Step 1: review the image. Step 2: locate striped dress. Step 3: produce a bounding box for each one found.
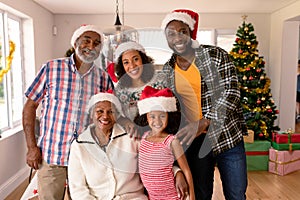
[139,132,179,200]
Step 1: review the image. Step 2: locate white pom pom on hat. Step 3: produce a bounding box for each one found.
[70,24,105,49]
[161,9,200,48]
[114,41,146,62]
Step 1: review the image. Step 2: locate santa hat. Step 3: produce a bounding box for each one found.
[70,24,105,49]
[88,90,124,117]
[137,86,177,115]
[161,9,200,48]
[114,41,145,62]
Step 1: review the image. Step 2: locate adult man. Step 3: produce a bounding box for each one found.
[22,25,114,199]
[161,9,248,200]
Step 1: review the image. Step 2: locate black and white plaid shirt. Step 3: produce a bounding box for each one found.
[163,44,247,155]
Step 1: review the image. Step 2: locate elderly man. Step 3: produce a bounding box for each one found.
[22,25,114,199]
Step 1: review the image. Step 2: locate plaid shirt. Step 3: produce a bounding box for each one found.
[25,54,114,166]
[163,45,247,155]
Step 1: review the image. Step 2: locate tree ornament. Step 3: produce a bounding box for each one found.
[257,99,261,104]
[246,67,250,71]
[238,49,243,54]
[266,105,271,109]
[259,133,264,137]
[260,75,265,80]
[246,41,251,45]
[256,68,261,73]
[242,75,247,80]
[261,97,266,101]
[249,76,253,80]
[244,27,249,32]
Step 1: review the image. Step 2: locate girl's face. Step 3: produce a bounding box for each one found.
[121,50,144,80]
[146,111,168,134]
[91,101,116,134]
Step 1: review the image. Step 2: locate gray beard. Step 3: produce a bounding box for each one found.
[75,47,99,63]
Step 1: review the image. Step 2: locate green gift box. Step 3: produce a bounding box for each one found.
[244,140,271,171]
[271,141,300,151]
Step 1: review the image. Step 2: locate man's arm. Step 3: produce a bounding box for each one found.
[22,98,42,170]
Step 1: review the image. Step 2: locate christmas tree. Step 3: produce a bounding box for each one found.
[229,16,280,140]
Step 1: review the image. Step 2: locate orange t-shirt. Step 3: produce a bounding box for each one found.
[175,62,203,122]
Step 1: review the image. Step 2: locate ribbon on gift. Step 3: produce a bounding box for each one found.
[269,149,300,173]
[272,129,300,149]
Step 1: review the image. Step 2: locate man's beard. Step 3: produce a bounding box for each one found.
[75,46,99,63]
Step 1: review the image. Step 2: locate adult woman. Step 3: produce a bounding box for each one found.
[68,92,147,200]
[114,41,169,122]
[114,41,189,199]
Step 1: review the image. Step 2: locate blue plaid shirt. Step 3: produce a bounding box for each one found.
[25,54,114,165]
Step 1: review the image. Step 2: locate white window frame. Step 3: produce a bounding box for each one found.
[0,9,24,136]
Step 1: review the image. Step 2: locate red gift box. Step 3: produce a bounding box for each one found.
[269,148,300,176]
[272,130,300,144]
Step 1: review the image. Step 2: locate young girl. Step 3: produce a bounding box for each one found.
[135,86,195,200]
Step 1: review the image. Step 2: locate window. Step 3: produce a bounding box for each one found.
[197,29,236,52]
[0,10,24,135]
[137,28,235,66]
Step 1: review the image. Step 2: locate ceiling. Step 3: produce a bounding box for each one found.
[32,0,298,15]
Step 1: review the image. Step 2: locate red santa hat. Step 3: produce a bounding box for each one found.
[70,24,105,49]
[137,86,177,115]
[114,41,145,62]
[88,90,124,117]
[161,9,200,48]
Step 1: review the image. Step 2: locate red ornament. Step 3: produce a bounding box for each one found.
[257,99,261,104]
[235,38,240,42]
[246,67,251,71]
[267,109,273,113]
[275,110,280,114]
[259,133,264,137]
[256,68,261,73]
[238,49,243,54]
[249,76,253,80]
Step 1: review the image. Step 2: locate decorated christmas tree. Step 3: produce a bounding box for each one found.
[229,16,280,140]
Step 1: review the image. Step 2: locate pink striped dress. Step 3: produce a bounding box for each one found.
[139,132,179,200]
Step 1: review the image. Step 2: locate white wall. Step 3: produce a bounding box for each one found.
[269,0,300,130]
[53,13,270,60]
[0,0,53,198]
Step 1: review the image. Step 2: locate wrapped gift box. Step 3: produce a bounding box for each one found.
[269,148,300,176]
[245,140,271,171]
[271,130,300,151]
[272,131,300,144]
[243,130,254,143]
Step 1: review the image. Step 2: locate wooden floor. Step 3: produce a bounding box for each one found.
[5,122,300,200]
[5,169,300,200]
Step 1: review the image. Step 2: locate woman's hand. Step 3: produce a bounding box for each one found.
[117,116,140,139]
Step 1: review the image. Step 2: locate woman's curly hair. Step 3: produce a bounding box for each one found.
[114,50,155,87]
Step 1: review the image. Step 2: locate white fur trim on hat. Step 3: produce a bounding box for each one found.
[114,41,145,62]
[137,96,177,116]
[70,25,105,49]
[161,12,196,31]
[88,93,124,117]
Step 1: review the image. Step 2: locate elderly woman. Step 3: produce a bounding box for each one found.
[68,91,147,200]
